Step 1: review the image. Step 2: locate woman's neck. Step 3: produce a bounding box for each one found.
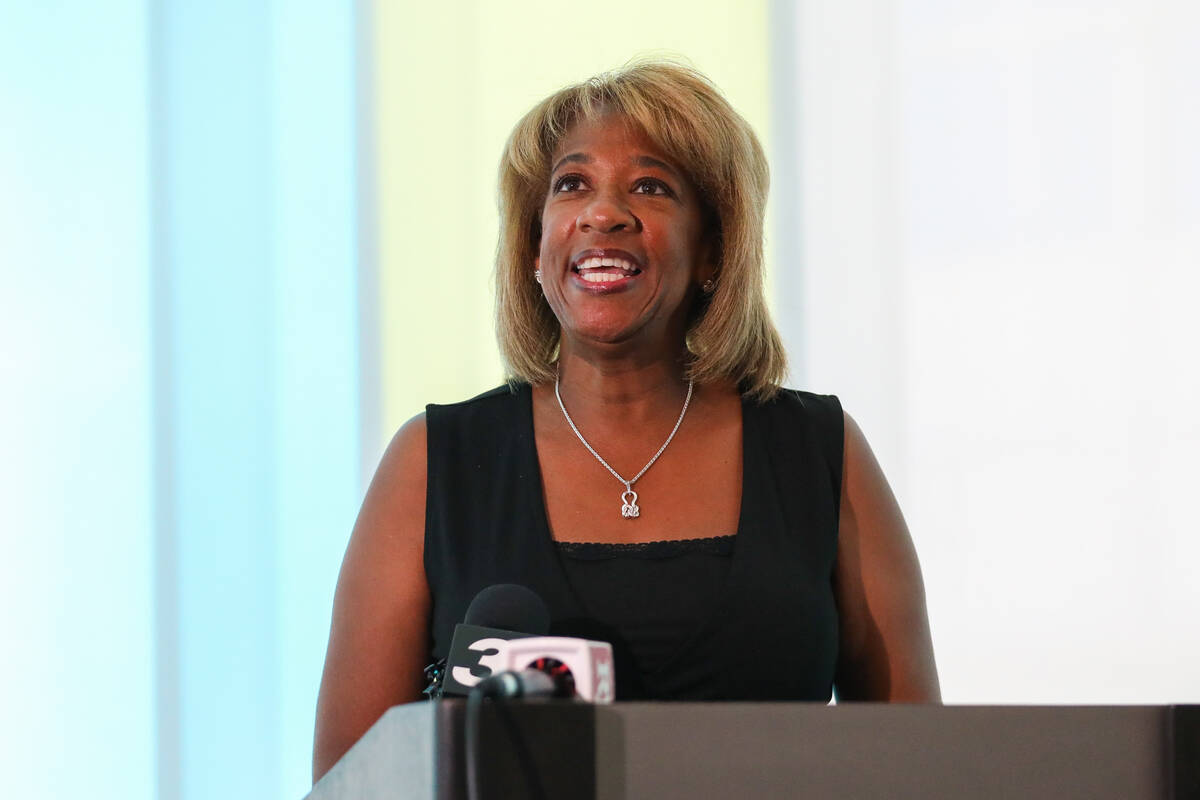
[553,348,692,428]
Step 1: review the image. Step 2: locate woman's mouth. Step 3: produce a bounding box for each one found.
[571,254,643,284]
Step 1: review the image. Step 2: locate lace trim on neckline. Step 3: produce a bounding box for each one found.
[555,534,736,561]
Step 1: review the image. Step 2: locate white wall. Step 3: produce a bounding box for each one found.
[778,0,1200,703]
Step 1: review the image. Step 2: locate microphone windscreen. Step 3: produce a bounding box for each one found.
[463,583,550,634]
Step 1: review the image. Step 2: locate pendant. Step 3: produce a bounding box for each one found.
[621,488,640,519]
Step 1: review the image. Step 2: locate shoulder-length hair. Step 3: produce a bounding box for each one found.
[495,59,786,401]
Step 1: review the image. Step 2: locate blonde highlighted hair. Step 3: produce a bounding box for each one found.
[495,59,786,401]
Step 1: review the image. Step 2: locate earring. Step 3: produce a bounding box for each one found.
[701,278,715,294]
[534,269,542,285]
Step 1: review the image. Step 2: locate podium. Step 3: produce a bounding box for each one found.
[307,701,1198,799]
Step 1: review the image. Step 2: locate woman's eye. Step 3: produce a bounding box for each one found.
[553,175,585,193]
[634,179,671,196]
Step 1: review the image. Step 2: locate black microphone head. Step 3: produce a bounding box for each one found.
[463,584,550,634]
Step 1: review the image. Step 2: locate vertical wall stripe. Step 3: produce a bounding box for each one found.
[0,4,155,798]
[372,1,772,439]
[153,1,361,796]
[768,0,806,385]
[269,2,361,796]
[356,0,383,485]
[788,0,908,478]
[157,2,280,797]
[149,0,181,794]
[162,0,280,791]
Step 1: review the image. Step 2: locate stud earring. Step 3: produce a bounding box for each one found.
[534,269,542,285]
[701,278,716,294]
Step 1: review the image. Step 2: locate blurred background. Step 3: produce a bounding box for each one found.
[2,0,1197,797]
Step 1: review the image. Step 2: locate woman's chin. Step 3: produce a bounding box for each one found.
[561,316,648,349]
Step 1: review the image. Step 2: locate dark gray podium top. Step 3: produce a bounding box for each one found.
[308,701,1198,800]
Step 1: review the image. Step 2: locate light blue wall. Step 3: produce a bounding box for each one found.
[155,1,360,798]
[156,3,280,797]
[1,2,360,798]
[0,4,155,798]
[268,2,361,795]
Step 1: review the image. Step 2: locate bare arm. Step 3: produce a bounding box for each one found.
[313,414,431,782]
[833,410,941,702]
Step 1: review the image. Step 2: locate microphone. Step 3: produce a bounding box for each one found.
[439,585,616,703]
[464,583,550,631]
[473,669,559,699]
[440,584,551,696]
[457,589,614,800]
[481,636,615,703]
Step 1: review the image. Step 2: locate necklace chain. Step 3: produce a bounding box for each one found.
[554,373,694,519]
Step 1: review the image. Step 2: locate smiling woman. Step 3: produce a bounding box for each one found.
[496,62,783,398]
[313,60,941,783]
[535,116,710,353]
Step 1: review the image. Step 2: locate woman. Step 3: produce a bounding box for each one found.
[313,60,940,782]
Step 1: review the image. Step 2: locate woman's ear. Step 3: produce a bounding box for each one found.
[700,222,722,286]
[698,239,719,290]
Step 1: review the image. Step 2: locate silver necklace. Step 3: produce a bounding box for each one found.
[554,374,694,519]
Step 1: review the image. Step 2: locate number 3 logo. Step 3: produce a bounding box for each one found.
[450,637,507,688]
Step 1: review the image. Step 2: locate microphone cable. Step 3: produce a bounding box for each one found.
[465,671,560,800]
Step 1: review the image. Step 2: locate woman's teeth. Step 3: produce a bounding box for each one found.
[580,271,629,283]
[576,256,638,272]
[574,256,641,283]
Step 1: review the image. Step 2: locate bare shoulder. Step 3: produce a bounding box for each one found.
[363,413,428,538]
[339,412,428,572]
[834,408,941,702]
[313,413,431,782]
[841,410,893,515]
[840,409,909,546]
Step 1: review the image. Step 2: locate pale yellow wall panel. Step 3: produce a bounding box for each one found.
[372,0,771,439]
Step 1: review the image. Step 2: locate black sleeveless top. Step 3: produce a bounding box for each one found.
[555,534,737,675]
[424,383,843,701]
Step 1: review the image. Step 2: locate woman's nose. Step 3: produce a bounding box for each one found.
[577,188,639,233]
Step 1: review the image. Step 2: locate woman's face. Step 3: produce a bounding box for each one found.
[536,114,712,351]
